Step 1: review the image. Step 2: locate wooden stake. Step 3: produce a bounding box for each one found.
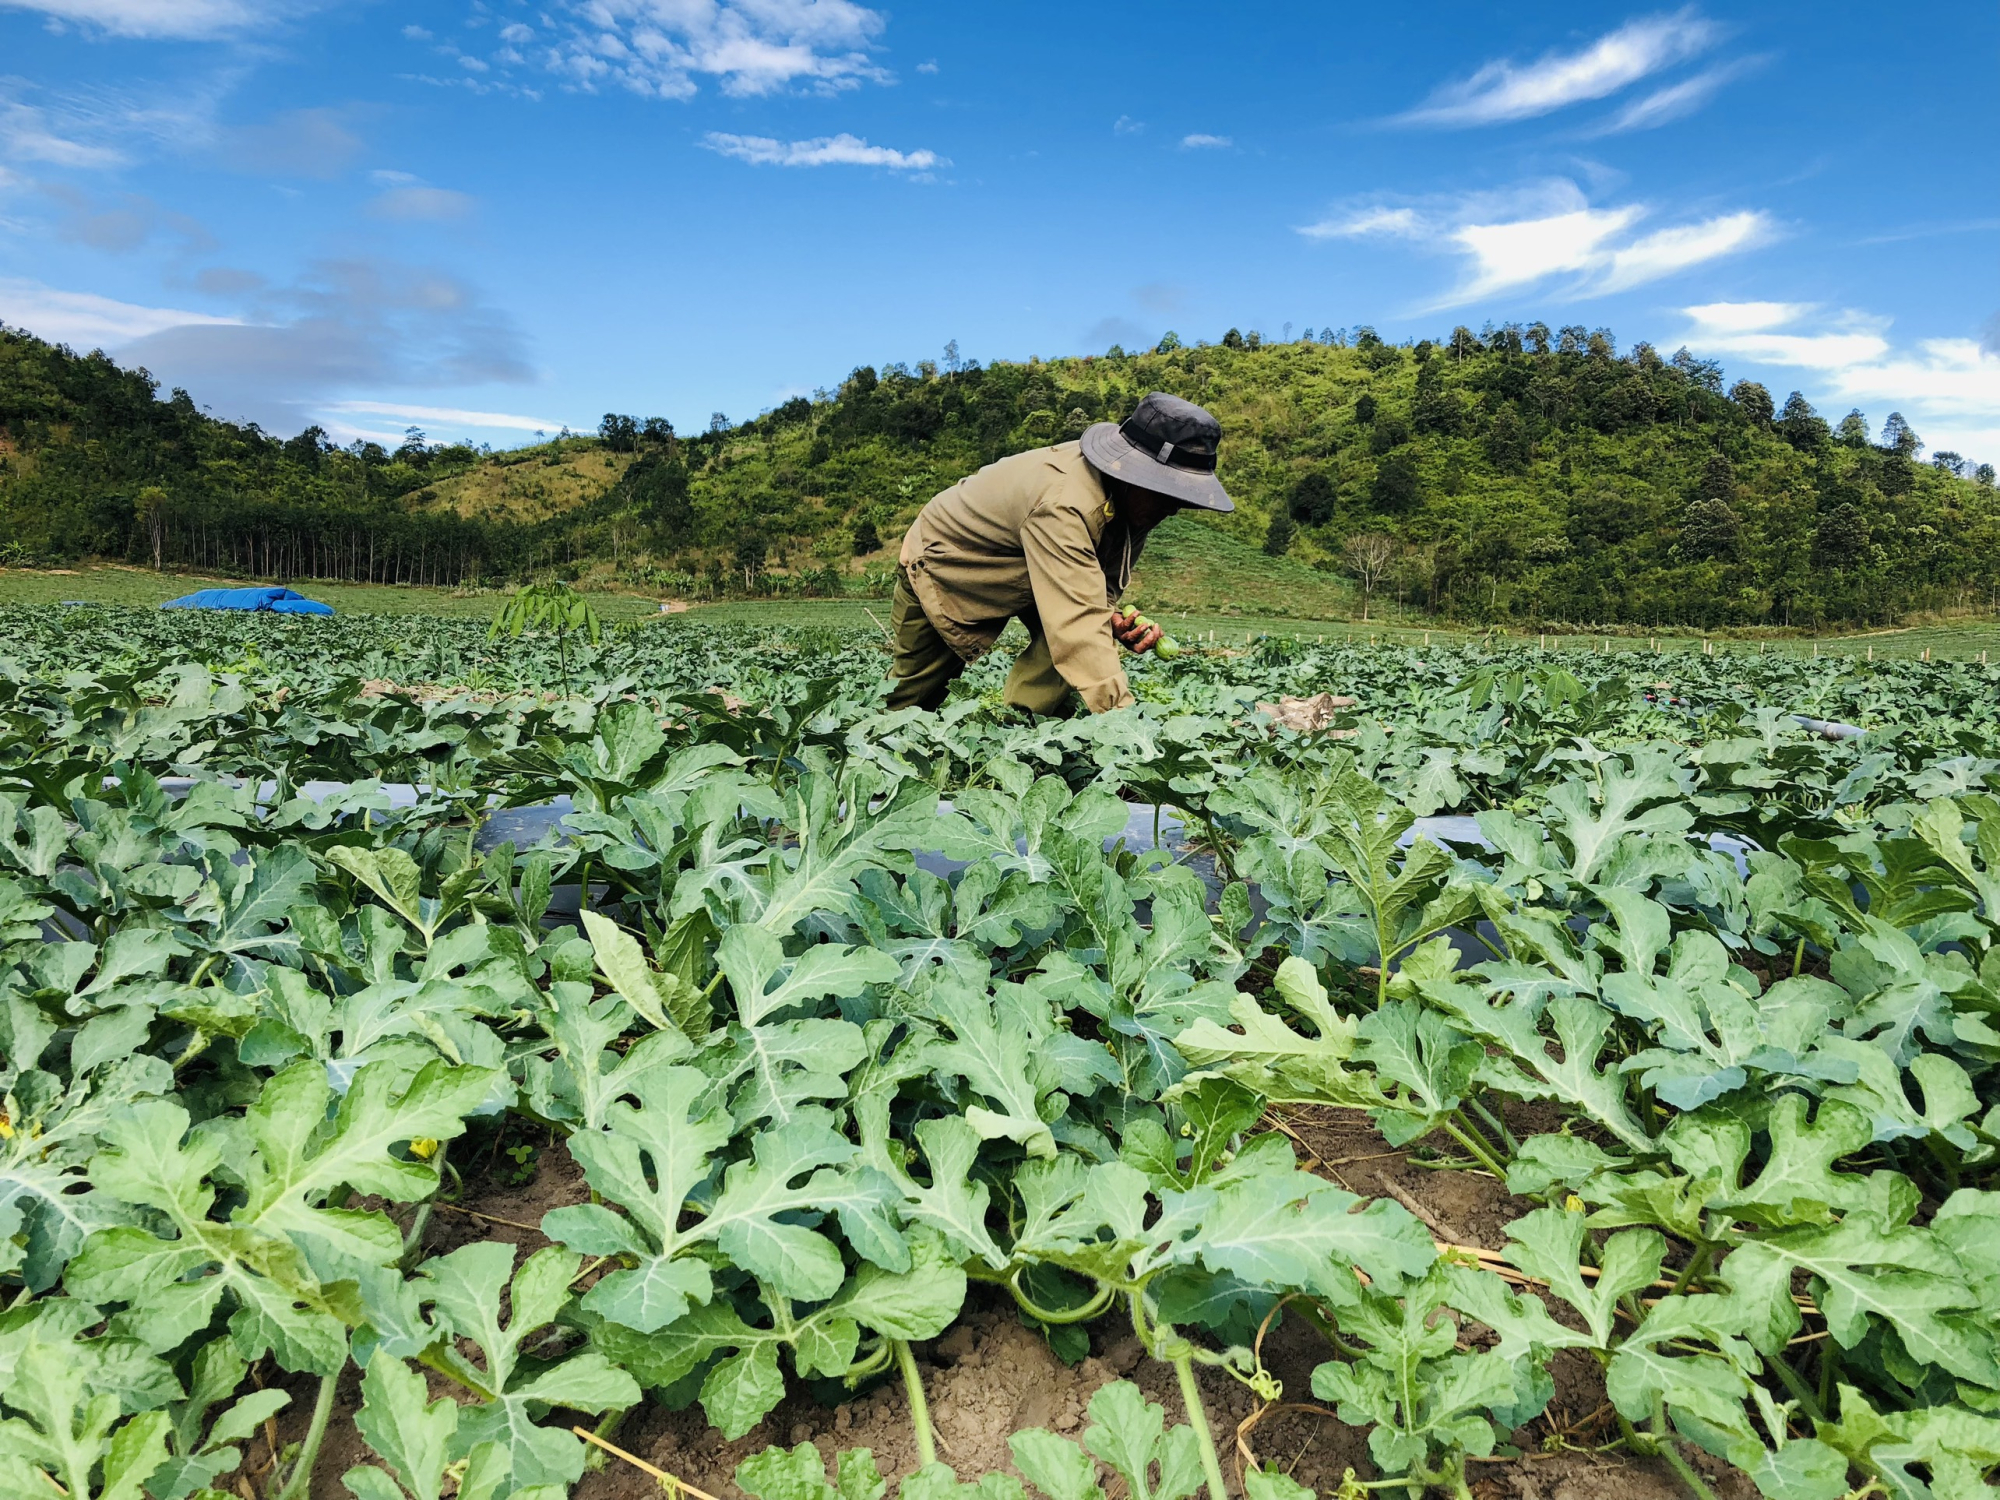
[572,1428,725,1500]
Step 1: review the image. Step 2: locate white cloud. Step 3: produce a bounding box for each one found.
[702,131,943,169]
[915,59,937,74]
[367,185,476,221]
[0,97,125,169]
[317,418,423,446]
[536,0,891,99]
[1453,203,1643,296]
[1680,300,1809,334]
[0,73,227,181]
[1300,179,1771,305]
[0,277,239,347]
[1682,302,1894,372]
[1598,210,1769,291]
[397,70,543,102]
[0,0,322,38]
[1398,8,1719,127]
[1113,114,1144,135]
[1305,205,1421,238]
[323,399,573,431]
[1180,133,1231,149]
[1682,302,2000,463]
[1602,58,1756,131]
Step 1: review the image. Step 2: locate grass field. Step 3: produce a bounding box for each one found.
[7,564,2000,660]
[419,443,634,524]
[1125,511,1360,620]
[0,566,667,622]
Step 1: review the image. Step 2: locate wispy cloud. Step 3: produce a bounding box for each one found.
[1855,217,2000,247]
[1601,57,1758,131]
[1113,114,1144,135]
[532,0,891,99]
[323,399,574,432]
[0,277,240,346]
[1680,300,1812,335]
[1327,206,1421,237]
[0,95,125,169]
[1682,301,2000,462]
[702,131,943,169]
[0,0,325,39]
[1599,211,1768,291]
[1180,132,1231,149]
[1396,9,1719,127]
[1301,179,1772,306]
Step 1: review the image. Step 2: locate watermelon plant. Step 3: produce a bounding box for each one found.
[0,605,1997,1498]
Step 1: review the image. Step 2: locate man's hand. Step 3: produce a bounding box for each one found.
[1111,606,1163,654]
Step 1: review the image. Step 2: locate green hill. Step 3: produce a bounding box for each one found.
[4,321,1996,628]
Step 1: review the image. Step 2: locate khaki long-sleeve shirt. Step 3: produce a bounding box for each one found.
[898,442,1143,713]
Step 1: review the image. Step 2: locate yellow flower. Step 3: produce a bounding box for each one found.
[409,1137,440,1161]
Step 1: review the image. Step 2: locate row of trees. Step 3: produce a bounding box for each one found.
[0,327,753,586]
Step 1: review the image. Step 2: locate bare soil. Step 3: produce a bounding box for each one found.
[247,1109,1754,1500]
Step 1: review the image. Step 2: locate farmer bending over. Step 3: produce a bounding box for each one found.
[887,392,1232,716]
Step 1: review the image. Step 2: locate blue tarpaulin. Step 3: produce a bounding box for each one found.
[160,587,334,616]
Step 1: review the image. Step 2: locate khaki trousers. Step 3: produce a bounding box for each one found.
[885,568,1076,716]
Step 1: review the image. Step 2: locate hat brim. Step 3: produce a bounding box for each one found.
[1080,422,1234,512]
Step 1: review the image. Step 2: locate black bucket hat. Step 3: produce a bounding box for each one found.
[1080,392,1233,512]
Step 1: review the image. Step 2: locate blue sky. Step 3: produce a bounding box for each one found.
[3,0,1995,463]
